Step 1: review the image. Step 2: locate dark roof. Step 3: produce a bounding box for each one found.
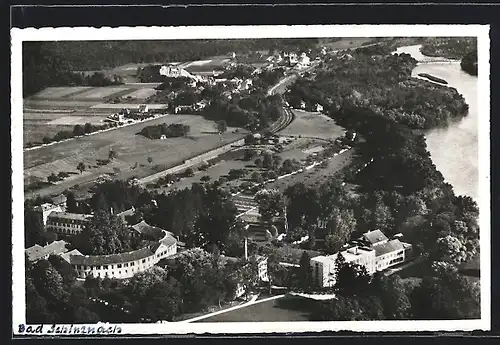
[362,230,388,245]
[373,239,406,257]
[25,240,69,262]
[131,221,175,241]
[70,247,156,266]
[48,212,93,222]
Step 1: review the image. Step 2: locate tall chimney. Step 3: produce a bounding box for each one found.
[244,237,248,261]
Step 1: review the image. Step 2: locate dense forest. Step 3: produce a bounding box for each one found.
[23,39,319,97]
[420,37,478,76]
[286,50,468,129]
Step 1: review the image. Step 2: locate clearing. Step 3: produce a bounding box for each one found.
[278,109,345,140]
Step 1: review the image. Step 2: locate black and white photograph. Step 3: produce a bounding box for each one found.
[11,25,490,335]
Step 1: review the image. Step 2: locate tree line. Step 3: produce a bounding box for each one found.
[286,51,469,129]
[138,123,190,139]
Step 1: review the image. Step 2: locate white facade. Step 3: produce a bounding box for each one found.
[311,230,412,287]
[35,203,63,226]
[71,242,177,280]
[46,212,93,237]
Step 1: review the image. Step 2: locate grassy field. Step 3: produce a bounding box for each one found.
[198,295,318,322]
[318,37,374,50]
[23,114,246,197]
[278,110,345,140]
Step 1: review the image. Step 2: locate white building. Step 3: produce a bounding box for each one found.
[46,212,93,237]
[310,230,412,287]
[137,104,149,113]
[35,203,63,226]
[69,237,177,280]
[315,104,324,112]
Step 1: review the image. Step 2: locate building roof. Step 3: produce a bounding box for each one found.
[60,248,83,263]
[373,239,406,257]
[69,247,156,266]
[51,194,67,205]
[131,220,175,240]
[362,230,388,245]
[35,203,60,212]
[116,207,135,220]
[25,240,69,262]
[48,212,93,222]
[25,245,44,262]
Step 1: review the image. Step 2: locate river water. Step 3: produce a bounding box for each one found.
[394,45,478,201]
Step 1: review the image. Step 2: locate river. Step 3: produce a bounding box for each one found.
[394,45,478,201]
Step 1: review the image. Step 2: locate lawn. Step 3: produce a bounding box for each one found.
[23,114,246,198]
[278,110,346,141]
[197,296,317,322]
[264,148,355,193]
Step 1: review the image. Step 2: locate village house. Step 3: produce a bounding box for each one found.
[137,104,149,113]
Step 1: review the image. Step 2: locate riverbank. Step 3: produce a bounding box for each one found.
[396,45,478,201]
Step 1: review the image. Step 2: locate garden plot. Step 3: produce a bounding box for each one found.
[47,116,104,126]
[33,86,93,99]
[121,88,158,99]
[68,87,131,99]
[24,99,101,109]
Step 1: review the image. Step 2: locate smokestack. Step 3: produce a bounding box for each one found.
[244,237,248,261]
[110,207,114,215]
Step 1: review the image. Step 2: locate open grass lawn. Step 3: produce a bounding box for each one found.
[23,114,246,198]
[278,110,345,140]
[198,296,318,322]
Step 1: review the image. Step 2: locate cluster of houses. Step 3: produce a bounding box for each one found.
[266,51,312,69]
[310,229,413,287]
[106,105,151,124]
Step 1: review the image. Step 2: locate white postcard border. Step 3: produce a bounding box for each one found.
[11,24,491,334]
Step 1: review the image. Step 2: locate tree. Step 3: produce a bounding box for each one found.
[66,191,78,213]
[84,122,93,134]
[73,124,85,136]
[147,156,153,164]
[77,162,86,174]
[436,235,468,265]
[254,157,263,168]
[255,189,285,222]
[372,274,411,319]
[109,149,118,161]
[25,203,46,247]
[48,255,77,287]
[410,267,480,319]
[297,251,313,292]
[214,120,228,140]
[73,306,100,323]
[334,253,371,297]
[30,260,69,305]
[47,173,59,183]
[26,275,54,324]
[78,210,130,255]
[142,278,183,322]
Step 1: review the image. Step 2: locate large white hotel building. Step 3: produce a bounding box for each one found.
[310,230,413,287]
